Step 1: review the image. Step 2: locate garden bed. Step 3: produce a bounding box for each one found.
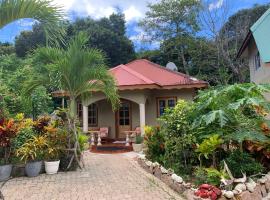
[137,154,270,200]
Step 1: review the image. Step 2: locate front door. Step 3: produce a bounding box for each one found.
[116,101,131,139]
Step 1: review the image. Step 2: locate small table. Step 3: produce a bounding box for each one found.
[88,130,102,146]
[123,131,139,146]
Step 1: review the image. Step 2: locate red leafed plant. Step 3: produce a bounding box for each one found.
[0,119,18,164]
[195,184,221,200]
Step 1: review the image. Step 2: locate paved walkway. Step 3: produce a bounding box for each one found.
[1,152,183,200]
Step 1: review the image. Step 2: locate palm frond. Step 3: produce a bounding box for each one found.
[0,0,65,46]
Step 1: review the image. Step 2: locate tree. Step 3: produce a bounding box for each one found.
[15,23,46,57]
[200,1,270,83]
[0,0,64,45]
[0,42,14,56]
[139,0,201,74]
[25,32,119,168]
[67,13,135,66]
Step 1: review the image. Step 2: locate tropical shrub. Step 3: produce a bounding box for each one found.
[196,134,223,167]
[194,167,228,186]
[224,150,264,178]
[144,126,165,164]
[12,127,36,150]
[159,100,197,175]
[16,135,48,163]
[78,133,89,151]
[0,118,18,164]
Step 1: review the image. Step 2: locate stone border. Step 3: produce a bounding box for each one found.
[137,154,270,200]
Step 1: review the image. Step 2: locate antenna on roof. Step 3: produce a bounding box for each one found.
[166,62,177,71]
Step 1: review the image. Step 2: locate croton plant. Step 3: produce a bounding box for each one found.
[0,119,18,164]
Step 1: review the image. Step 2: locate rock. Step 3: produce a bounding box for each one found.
[183,182,192,189]
[171,173,183,183]
[138,154,146,160]
[258,178,267,184]
[161,174,174,187]
[260,185,267,197]
[152,162,160,167]
[265,181,270,192]
[145,160,153,167]
[235,183,246,191]
[223,190,234,199]
[171,182,186,193]
[160,166,168,174]
[265,174,270,181]
[246,178,256,192]
[153,167,162,179]
[237,191,251,200]
[182,189,196,200]
[232,190,241,195]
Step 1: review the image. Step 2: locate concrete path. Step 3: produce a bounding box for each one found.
[1,152,183,200]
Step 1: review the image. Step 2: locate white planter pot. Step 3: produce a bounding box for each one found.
[45,160,60,175]
[132,143,143,152]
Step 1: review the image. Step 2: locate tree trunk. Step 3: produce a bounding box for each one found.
[66,98,83,169]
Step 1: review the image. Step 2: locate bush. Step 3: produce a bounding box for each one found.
[225,150,265,178]
[144,127,165,164]
[194,167,228,186]
[12,127,36,150]
[160,100,197,175]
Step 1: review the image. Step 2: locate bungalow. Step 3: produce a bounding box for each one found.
[237,8,270,85]
[79,59,207,139]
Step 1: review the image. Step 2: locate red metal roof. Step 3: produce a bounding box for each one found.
[109,59,208,90]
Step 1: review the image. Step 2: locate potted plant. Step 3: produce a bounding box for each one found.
[16,136,47,177]
[0,119,17,181]
[44,144,61,175]
[132,135,143,152]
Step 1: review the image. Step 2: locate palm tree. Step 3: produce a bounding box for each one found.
[25,32,119,168]
[0,0,64,45]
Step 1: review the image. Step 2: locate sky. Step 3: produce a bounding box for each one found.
[0,0,269,50]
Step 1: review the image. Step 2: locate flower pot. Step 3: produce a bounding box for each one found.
[25,161,42,177]
[0,164,12,181]
[45,160,60,175]
[132,143,143,152]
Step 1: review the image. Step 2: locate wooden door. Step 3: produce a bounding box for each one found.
[116,101,131,139]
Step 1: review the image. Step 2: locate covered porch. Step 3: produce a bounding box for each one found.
[80,90,147,141]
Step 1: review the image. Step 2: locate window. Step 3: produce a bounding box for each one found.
[119,102,130,125]
[157,97,177,116]
[88,103,98,127]
[77,102,82,118]
[254,51,261,70]
[77,102,98,127]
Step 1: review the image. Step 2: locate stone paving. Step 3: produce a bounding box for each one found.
[1,152,183,200]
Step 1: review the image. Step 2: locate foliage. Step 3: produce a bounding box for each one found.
[44,126,67,161]
[0,0,65,46]
[66,13,135,66]
[0,119,17,163]
[135,135,143,144]
[16,135,47,163]
[144,127,165,164]
[12,127,36,150]
[15,23,46,57]
[78,133,88,151]
[196,134,223,167]
[0,56,54,117]
[224,150,265,178]
[192,83,270,146]
[0,42,14,56]
[139,0,200,74]
[194,167,228,186]
[159,100,197,174]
